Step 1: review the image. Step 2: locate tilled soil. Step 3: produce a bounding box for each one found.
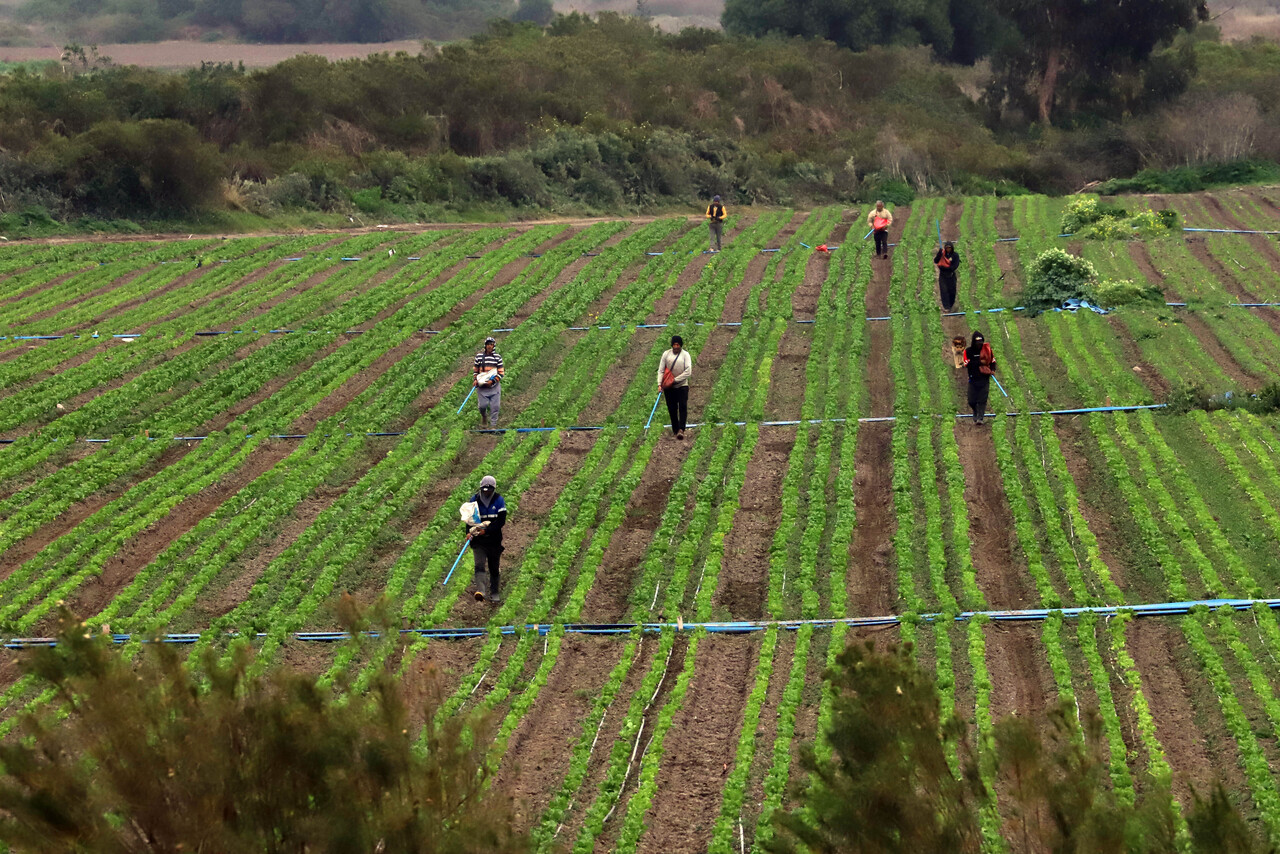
[955,422,1036,610]
[494,635,628,832]
[1126,619,1249,810]
[845,207,907,616]
[636,634,758,854]
[713,430,794,619]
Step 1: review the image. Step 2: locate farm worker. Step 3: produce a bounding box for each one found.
[868,201,893,259]
[962,331,997,425]
[934,241,962,311]
[706,195,727,252]
[466,475,507,603]
[657,334,692,440]
[473,336,504,428]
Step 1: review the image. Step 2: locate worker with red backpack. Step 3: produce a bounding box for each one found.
[962,331,996,425]
[934,241,962,311]
[868,201,894,259]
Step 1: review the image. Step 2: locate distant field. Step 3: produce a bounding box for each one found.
[0,39,427,67]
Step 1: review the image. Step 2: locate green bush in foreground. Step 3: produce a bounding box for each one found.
[765,640,1268,854]
[0,606,527,854]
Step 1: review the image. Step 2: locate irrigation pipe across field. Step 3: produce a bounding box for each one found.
[0,403,1173,446]
[8,597,1280,649]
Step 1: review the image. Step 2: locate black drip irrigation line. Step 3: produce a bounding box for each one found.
[8,597,1278,648]
[0,404,1172,446]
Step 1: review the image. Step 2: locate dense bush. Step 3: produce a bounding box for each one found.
[1023,248,1099,311]
[1095,277,1163,307]
[0,606,526,853]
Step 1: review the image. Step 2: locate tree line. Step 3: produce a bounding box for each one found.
[0,11,1277,229]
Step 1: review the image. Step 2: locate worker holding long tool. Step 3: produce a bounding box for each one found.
[466,475,507,603]
[657,335,692,440]
[706,195,727,252]
[473,336,504,428]
[868,201,893,259]
[962,331,997,425]
[934,241,962,311]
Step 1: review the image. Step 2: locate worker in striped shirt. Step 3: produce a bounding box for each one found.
[473,336,504,428]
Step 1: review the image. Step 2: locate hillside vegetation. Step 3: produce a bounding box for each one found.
[0,11,1278,231]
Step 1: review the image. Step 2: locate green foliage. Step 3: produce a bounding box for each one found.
[768,639,1270,854]
[1095,277,1163,307]
[1061,197,1179,241]
[0,606,527,854]
[986,0,1205,124]
[1098,159,1280,195]
[764,640,987,854]
[1024,247,1098,310]
[0,16,1276,224]
[723,0,957,58]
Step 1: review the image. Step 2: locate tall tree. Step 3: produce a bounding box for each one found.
[990,0,1207,124]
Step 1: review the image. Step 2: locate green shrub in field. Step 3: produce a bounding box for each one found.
[1064,196,1180,240]
[1024,248,1099,310]
[1096,277,1162,307]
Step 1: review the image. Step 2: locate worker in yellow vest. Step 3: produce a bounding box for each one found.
[706,195,726,252]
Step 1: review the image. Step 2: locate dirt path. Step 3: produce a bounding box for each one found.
[636,635,757,854]
[713,430,793,619]
[1126,619,1250,811]
[494,635,627,832]
[846,206,910,615]
[954,423,1035,610]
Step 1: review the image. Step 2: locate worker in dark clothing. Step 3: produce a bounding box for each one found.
[962,331,997,425]
[467,475,507,603]
[934,241,961,311]
[706,195,726,252]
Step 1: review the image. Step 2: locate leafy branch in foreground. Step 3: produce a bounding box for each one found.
[764,638,1270,854]
[0,605,527,854]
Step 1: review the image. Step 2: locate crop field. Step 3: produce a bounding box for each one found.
[5,191,1280,850]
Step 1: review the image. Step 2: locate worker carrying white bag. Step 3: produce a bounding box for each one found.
[473,336,505,428]
[460,476,506,603]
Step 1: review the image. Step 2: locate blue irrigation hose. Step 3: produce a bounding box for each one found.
[457,385,476,415]
[645,391,662,430]
[442,540,470,586]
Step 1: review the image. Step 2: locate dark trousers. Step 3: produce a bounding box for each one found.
[874,228,889,256]
[472,538,502,594]
[709,220,723,250]
[968,378,990,422]
[663,385,688,434]
[939,274,957,310]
